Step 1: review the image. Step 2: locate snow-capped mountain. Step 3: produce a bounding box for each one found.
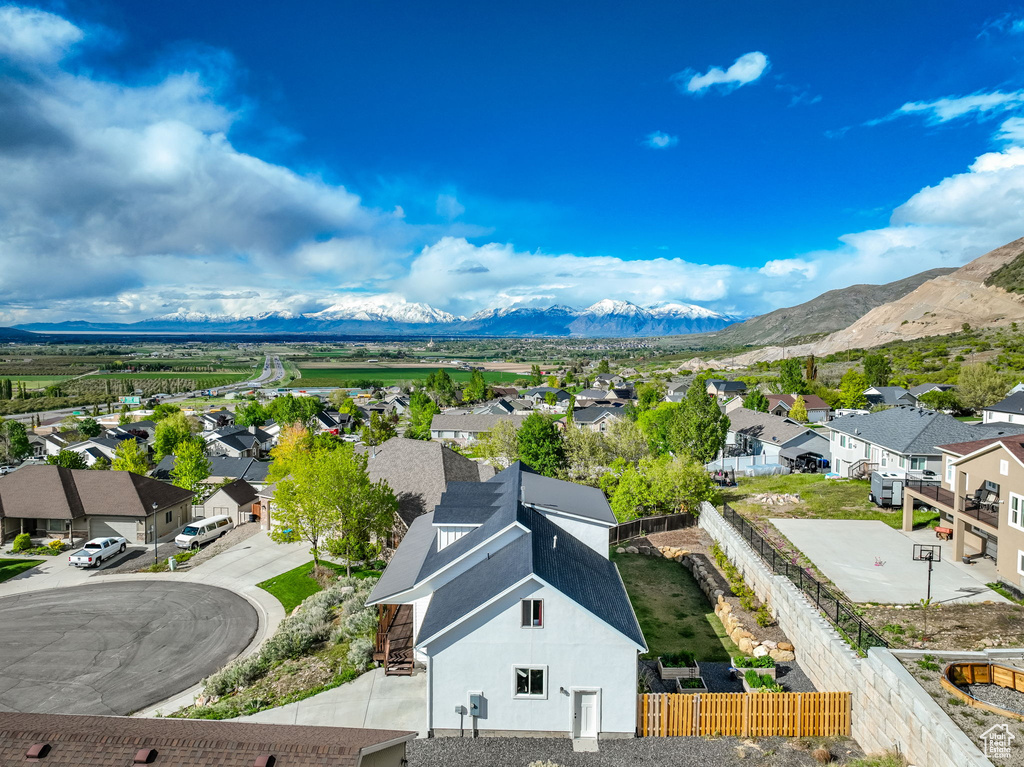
[17,297,741,337]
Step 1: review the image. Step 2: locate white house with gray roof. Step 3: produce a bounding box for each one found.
[367,462,645,740]
[726,407,831,467]
[826,406,1024,479]
[983,391,1024,425]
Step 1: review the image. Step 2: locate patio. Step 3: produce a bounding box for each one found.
[770,519,1007,605]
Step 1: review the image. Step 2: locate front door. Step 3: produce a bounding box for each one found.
[573,690,598,739]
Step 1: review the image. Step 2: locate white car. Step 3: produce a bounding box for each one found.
[68,536,127,568]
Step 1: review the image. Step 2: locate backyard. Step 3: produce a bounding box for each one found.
[611,550,737,661]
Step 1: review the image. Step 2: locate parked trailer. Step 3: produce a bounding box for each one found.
[869,471,939,508]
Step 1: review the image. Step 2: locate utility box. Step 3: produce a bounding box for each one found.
[468,694,482,717]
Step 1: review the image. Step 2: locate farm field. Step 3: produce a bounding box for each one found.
[85,372,252,381]
[1,376,76,389]
[287,365,520,387]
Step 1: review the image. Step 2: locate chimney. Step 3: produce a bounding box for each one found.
[249,424,257,435]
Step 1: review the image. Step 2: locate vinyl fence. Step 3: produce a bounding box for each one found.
[608,512,696,545]
[638,692,851,737]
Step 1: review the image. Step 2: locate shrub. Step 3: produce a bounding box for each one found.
[346,637,374,670]
[343,606,378,637]
[755,606,774,627]
[734,655,776,669]
[310,564,338,590]
[811,746,833,764]
[11,533,31,553]
[744,669,783,692]
[47,539,65,553]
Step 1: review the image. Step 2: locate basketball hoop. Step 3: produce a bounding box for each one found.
[913,544,942,601]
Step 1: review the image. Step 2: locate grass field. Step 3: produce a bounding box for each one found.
[612,551,738,661]
[0,558,43,584]
[257,560,382,613]
[1,376,74,389]
[287,365,520,387]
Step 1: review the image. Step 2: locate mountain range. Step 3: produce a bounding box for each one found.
[15,298,741,338]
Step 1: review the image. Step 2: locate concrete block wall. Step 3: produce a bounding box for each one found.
[699,503,992,767]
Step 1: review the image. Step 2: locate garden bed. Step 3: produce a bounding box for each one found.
[657,653,701,680]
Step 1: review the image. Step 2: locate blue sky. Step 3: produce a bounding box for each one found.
[2,1,1024,323]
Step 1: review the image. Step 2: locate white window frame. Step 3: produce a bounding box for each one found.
[1018,550,1024,578]
[1009,493,1024,533]
[910,456,927,471]
[521,598,543,629]
[1000,459,1009,477]
[513,665,548,699]
[945,460,954,485]
[839,435,847,448]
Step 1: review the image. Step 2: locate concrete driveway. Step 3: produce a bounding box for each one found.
[0,581,257,716]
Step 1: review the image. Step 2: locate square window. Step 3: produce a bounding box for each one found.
[514,666,546,698]
[521,599,543,628]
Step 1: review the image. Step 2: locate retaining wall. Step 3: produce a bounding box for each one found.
[698,502,993,767]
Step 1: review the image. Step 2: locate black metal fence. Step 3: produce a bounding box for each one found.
[721,503,888,654]
[609,512,697,545]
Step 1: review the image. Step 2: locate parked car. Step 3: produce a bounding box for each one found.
[68,536,127,568]
[0,466,12,475]
[174,515,234,550]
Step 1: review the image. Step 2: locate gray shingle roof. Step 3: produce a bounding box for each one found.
[827,406,1024,455]
[520,471,616,524]
[152,455,271,484]
[430,413,523,433]
[727,407,813,446]
[864,386,916,406]
[572,405,625,424]
[986,390,1024,415]
[909,383,955,397]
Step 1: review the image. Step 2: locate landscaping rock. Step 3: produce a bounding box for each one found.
[770,649,796,662]
[616,547,626,554]
[778,642,794,652]
[625,546,638,554]
[761,640,777,650]
[639,546,651,555]
[738,637,755,654]
[752,645,770,658]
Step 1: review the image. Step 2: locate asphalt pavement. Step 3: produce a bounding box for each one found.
[0,581,257,716]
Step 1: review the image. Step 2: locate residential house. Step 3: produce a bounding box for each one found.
[311,409,356,434]
[909,383,956,399]
[0,465,193,544]
[575,388,613,405]
[983,391,1024,425]
[726,408,831,469]
[67,434,139,467]
[523,387,571,407]
[767,394,833,424]
[491,386,520,398]
[367,462,645,738]
[41,431,74,458]
[197,409,235,432]
[902,433,1024,591]
[593,373,624,389]
[473,398,530,416]
[666,379,691,397]
[571,405,625,433]
[207,424,275,459]
[0,712,415,767]
[826,406,1024,479]
[107,420,158,448]
[26,432,45,458]
[385,396,410,416]
[706,379,747,400]
[152,454,272,490]
[430,413,523,445]
[199,478,260,525]
[864,386,917,408]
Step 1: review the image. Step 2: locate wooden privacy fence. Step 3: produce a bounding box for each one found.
[638,692,851,737]
[609,512,696,545]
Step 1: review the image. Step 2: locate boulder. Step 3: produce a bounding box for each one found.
[616,547,626,554]
[650,548,663,558]
[777,642,794,652]
[738,637,755,654]
[761,640,777,650]
[719,602,732,615]
[769,649,796,662]
[752,645,770,658]
[625,546,638,554]
[639,546,651,555]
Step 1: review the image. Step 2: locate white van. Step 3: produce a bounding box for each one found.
[175,515,234,550]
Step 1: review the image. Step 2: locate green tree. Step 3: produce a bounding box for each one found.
[477,419,520,468]
[267,394,322,427]
[463,369,489,403]
[958,363,1007,411]
[529,364,543,386]
[743,391,770,412]
[118,405,132,425]
[170,438,212,501]
[361,411,397,449]
[681,384,730,464]
[604,417,650,464]
[516,412,565,477]
[90,456,111,470]
[637,402,685,455]
[862,354,892,387]
[645,454,719,515]
[561,425,610,485]
[234,401,269,428]
[789,395,808,423]
[425,369,457,406]
[805,354,818,382]
[596,359,611,374]
[918,389,962,413]
[405,390,439,440]
[267,425,314,482]
[151,403,182,421]
[839,369,869,409]
[636,382,665,412]
[153,412,195,461]
[778,358,806,394]
[0,420,31,463]
[609,464,654,522]
[46,449,87,470]
[544,391,558,407]
[111,438,149,475]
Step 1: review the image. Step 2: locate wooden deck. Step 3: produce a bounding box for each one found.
[374,604,414,676]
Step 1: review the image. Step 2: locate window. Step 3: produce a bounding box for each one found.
[946,460,954,484]
[1001,459,1010,477]
[165,511,173,524]
[910,457,927,471]
[864,442,870,459]
[1018,551,1024,578]
[839,435,847,448]
[521,599,543,628]
[513,666,546,698]
[46,519,65,532]
[1009,493,1024,533]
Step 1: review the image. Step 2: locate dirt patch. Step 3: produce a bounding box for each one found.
[863,602,1024,651]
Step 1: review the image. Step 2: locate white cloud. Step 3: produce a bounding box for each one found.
[0,5,82,64]
[870,91,1024,126]
[760,259,817,279]
[672,51,769,95]
[436,192,465,220]
[642,130,678,149]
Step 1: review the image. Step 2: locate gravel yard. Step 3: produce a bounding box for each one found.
[408,735,864,767]
[964,683,1024,716]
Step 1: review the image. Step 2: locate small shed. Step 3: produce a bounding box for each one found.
[200,478,260,525]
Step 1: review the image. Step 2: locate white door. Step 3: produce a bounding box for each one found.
[573,690,598,738]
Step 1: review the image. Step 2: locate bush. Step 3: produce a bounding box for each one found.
[12,533,31,553]
[744,669,783,692]
[755,606,774,627]
[47,539,66,553]
[310,564,338,590]
[346,637,374,670]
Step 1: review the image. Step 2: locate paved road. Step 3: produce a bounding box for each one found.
[0,581,257,716]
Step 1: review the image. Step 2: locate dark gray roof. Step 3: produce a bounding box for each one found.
[430,413,522,433]
[572,405,625,424]
[214,478,259,506]
[520,470,616,524]
[708,379,746,393]
[986,390,1024,415]
[575,388,609,400]
[417,507,645,648]
[864,386,916,406]
[525,387,571,401]
[152,455,271,483]
[827,406,1024,455]
[909,383,955,397]
[727,407,812,446]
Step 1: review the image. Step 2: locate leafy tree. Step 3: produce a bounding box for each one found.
[46,449,87,470]
[0,420,31,463]
[789,395,808,423]
[644,454,720,515]
[958,363,1007,411]
[112,438,149,475]
[118,405,132,425]
[425,369,457,406]
[153,412,195,461]
[361,411,397,449]
[596,359,611,374]
[90,456,111,470]
[609,465,654,522]
[561,425,610,485]
[477,420,520,468]
[78,417,102,438]
[546,374,559,388]
[778,358,806,394]
[839,369,869,409]
[636,382,665,412]
[743,391,770,412]
[637,402,685,455]
[463,369,490,403]
[516,412,565,477]
[234,401,269,428]
[918,389,962,413]
[681,384,729,464]
[544,391,558,407]
[529,364,543,386]
[863,354,892,387]
[405,390,439,440]
[267,425,314,482]
[170,438,212,501]
[805,354,818,382]
[604,417,650,464]
[151,403,182,421]
[267,394,322,427]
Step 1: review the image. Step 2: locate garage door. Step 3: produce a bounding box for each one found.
[89,516,139,542]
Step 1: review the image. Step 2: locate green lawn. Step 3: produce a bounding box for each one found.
[721,474,939,529]
[287,365,519,387]
[0,558,43,584]
[258,560,382,613]
[612,551,738,661]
